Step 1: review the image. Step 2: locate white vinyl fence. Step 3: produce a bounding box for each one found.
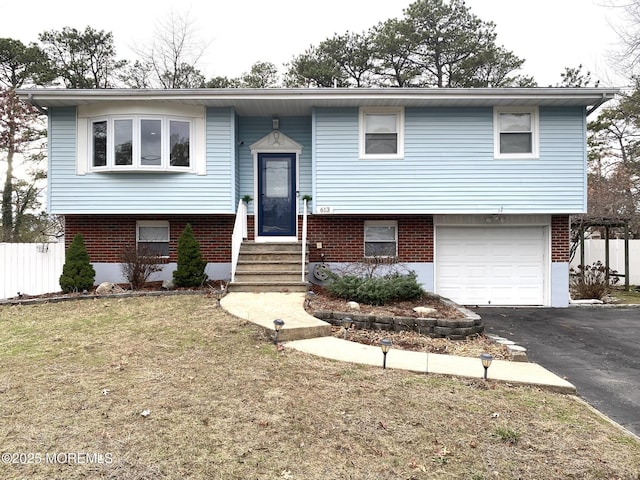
[572,239,640,285]
[0,242,65,300]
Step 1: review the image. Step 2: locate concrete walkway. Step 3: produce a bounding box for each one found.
[220,292,576,394]
[220,291,332,341]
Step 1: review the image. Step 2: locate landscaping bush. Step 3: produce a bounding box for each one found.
[570,261,619,300]
[120,244,164,290]
[327,272,423,306]
[59,233,95,293]
[173,223,208,288]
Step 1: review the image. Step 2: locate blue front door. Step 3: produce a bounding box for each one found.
[257,153,297,237]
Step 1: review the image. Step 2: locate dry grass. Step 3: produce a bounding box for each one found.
[0,295,639,480]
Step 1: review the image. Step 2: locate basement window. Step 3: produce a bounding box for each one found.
[364,220,398,257]
[137,221,170,257]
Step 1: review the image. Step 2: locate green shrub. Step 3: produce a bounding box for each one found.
[326,275,364,300]
[59,233,95,293]
[328,272,423,306]
[173,223,208,288]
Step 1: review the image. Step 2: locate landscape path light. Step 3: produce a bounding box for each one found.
[380,339,392,369]
[341,317,352,339]
[273,318,285,345]
[480,353,493,380]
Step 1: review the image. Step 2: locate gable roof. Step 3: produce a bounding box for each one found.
[17,87,619,117]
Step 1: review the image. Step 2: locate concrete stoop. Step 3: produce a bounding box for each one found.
[228,241,309,294]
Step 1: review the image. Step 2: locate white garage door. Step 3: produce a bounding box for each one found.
[436,227,545,306]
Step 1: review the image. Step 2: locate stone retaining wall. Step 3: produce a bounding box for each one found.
[312,310,484,340]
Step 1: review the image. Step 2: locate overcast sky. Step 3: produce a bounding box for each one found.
[0,0,626,86]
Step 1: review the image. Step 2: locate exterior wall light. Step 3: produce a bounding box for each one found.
[380,339,392,369]
[480,353,493,380]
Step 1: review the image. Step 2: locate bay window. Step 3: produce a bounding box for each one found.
[90,116,192,171]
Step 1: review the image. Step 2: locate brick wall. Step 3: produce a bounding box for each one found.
[65,215,235,263]
[65,214,563,265]
[65,214,435,264]
[551,215,570,262]
[306,215,434,263]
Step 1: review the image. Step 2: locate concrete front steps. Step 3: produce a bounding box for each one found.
[228,241,309,293]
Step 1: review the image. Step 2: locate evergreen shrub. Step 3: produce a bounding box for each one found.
[59,233,95,293]
[173,223,208,287]
[327,272,423,306]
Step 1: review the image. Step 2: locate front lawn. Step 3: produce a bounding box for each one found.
[0,295,638,479]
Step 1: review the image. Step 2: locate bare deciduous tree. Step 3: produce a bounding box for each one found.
[133,9,210,88]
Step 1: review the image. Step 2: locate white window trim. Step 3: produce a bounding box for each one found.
[359,107,405,160]
[89,115,194,173]
[493,106,539,159]
[364,220,398,258]
[136,220,170,258]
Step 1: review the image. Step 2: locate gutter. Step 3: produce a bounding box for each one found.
[27,93,48,115]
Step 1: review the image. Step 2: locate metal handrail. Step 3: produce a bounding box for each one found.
[301,198,308,282]
[231,199,248,282]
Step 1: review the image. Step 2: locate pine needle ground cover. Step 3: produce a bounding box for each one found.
[0,296,638,479]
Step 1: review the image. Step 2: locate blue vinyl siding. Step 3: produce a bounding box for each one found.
[49,103,586,216]
[237,116,312,214]
[48,107,236,214]
[313,106,586,214]
[48,108,76,213]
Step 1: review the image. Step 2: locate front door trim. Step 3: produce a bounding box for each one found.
[250,129,303,243]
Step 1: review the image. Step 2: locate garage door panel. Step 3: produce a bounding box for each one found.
[491,265,516,280]
[517,265,543,278]
[436,226,545,306]
[464,243,488,257]
[466,265,488,279]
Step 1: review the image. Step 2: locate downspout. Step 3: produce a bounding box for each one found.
[586,92,614,117]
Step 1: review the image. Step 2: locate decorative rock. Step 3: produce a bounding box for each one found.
[413,306,437,316]
[162,279,175,289]
[346,301,360,311]
[95,282,125,295]
[496,339,516,346]
[506,345,528,362]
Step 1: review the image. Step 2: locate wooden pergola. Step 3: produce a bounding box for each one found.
[571,217,630,290]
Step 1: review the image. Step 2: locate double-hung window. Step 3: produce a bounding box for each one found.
[137,221,170,257]
[364,221,398,258]
[90,116,192,171]
[360,107,404,159]
[494,107,539,159]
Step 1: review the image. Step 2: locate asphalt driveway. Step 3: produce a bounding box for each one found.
[476,306,640,438]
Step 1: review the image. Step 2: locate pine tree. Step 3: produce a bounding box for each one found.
[173,223,207,287]
[59,233,95,292]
